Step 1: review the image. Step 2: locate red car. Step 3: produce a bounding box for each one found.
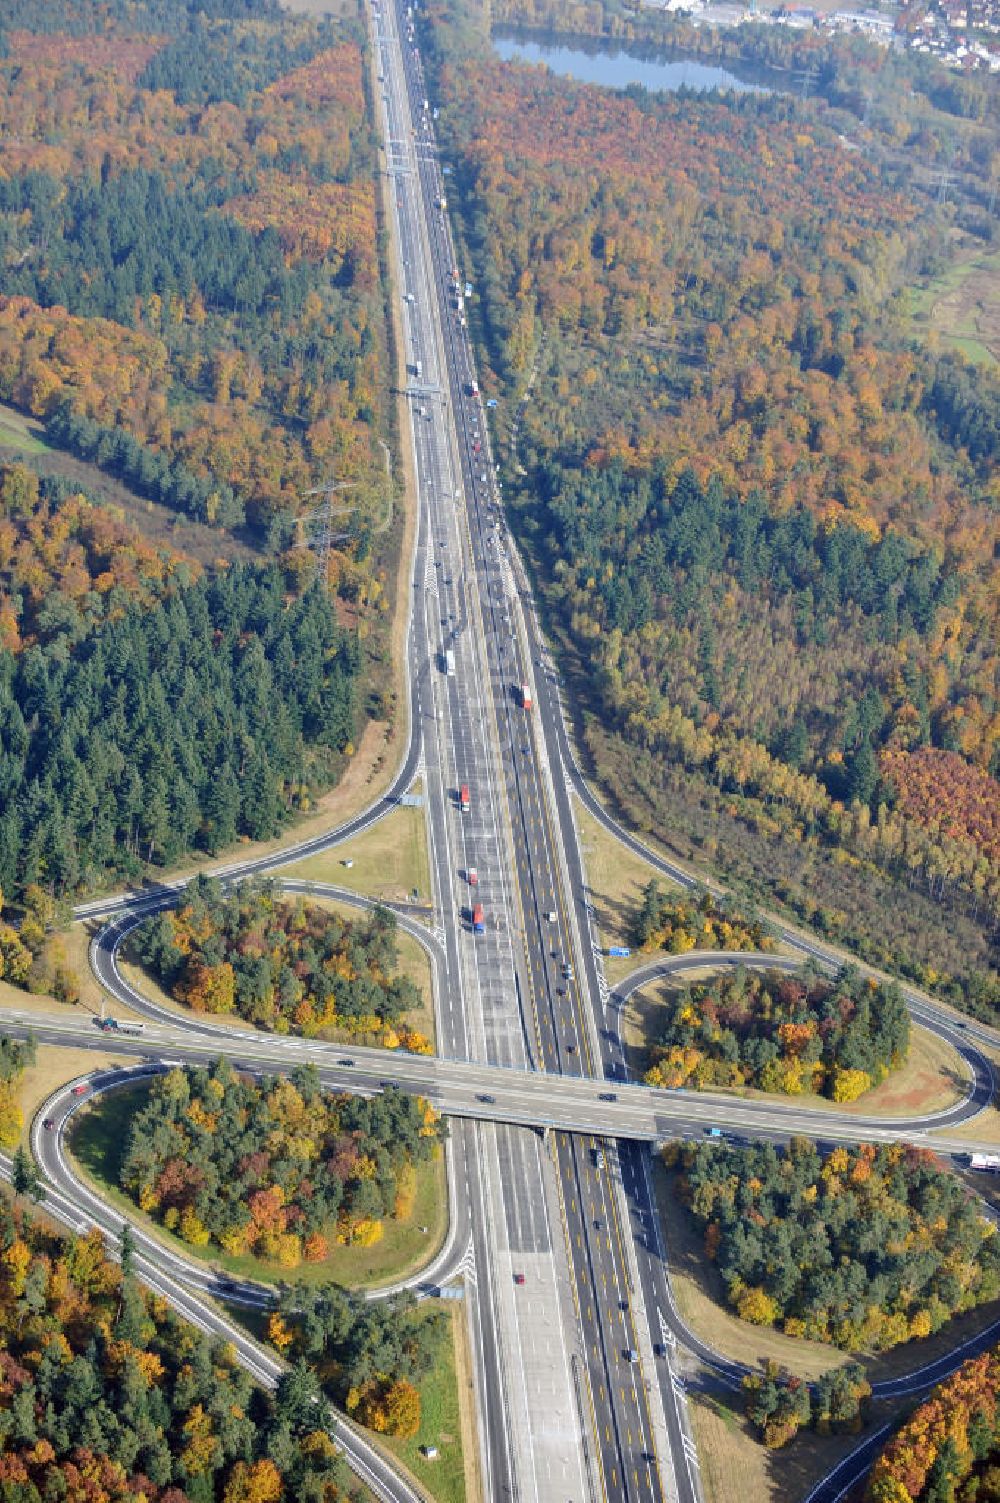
[513,1273,525,1286]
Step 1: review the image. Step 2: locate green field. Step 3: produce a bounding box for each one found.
[69,1081,449,1291]
[908,243,1000,368]
[0,401,50,454]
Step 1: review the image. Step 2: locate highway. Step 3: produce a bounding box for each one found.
[4,994,994,1149]
[18,1,1000,1499]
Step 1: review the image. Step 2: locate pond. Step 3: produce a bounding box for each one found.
[492,30,784,96]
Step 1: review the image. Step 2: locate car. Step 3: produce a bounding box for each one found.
[594,1217,603,1230]
[379,1080,397,1089]
[592,1148,605,1169]
[619,1299,628,1311]
[513,1273,525,1285]
[556,987,566,997]
[42,1118,55,1131]
[562,964,574,980]
[625,1348,639,1363]
[599,1092,617,1102]
[476,1093,496,1104]
[653,1343,666,1359]
[566,1043,576,1054]
[338,1058,355,1067]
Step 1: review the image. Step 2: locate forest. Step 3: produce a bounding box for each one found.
[867,1344,1000,1502]
[131,878,430,1048]
[667,1136,1000,1351]
[0,0,389,563]
[0,1187,368,1502]
[119,1059,443,1262]
[0,532,363,905]
[644,965,910,1100]
[422,0,1000,1016]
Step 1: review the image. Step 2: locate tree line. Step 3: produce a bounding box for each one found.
[131,878,430,1049]
[645,965,910,1101]
[120,1059,443,1264]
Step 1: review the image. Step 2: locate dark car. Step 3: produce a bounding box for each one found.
[42,1118,55,1131]
[599,1092,617,1102]
[653,1343,666,1359]
[338,1058,356,1067]
[476,1093,496,1104]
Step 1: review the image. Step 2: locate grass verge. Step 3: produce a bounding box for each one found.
[378,1302,468,1503]
[573,796,682,985]
[68,1080,449,1291]
[686,1384,882,1503]
[282,797,432,906]
[16,1044,131,1147]
[935,1041,1000,1146]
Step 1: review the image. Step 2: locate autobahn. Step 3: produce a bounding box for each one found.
[33,3,1000,1500]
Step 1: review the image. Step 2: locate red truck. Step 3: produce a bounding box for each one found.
[521,684,532,711]
[459,783,470,812]
[471,904,485,934]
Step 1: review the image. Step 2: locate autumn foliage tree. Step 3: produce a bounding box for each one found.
[119,1057,444,1265]
[670,1136,1000,1352]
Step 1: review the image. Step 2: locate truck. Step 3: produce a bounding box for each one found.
[94,1017,145,1036]
[471,904,485,934]
[970,1153,1000,1173]
[459,783,470,812]
[520,683,532,711]
[413,358,423,379]
[468,380,479,397]
[444,648,455,676]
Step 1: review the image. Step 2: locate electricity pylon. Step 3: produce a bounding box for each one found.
[299,477,361,588]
